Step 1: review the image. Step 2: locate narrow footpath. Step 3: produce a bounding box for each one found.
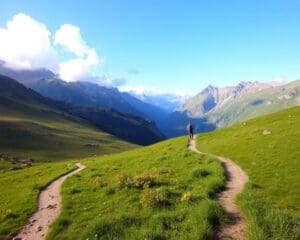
[189,136,248,240]
[14,163,86,240]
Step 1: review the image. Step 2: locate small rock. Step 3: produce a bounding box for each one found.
[36,225,43,232]
[262,129,271,135]
[47,204,55,209]
[30,219,37,223]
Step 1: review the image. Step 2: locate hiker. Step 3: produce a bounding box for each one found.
[187,121,194,140]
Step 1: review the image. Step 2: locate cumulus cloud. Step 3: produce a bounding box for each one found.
[54,24,88,57]
[0,13,57,70]
[0,13,123,86]
[58,49,99,82]
[54,24,100,82]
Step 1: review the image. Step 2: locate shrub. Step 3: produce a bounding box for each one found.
[116,172,157,189]
[140,188,169,208]
[133,173,156,189]
[116,173,133,189]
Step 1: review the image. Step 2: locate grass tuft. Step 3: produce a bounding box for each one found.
[192,168,210,178]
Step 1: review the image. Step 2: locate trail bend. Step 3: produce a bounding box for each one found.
[14,163,86,240]
[189,136,248,240]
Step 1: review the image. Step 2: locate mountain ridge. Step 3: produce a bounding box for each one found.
[177,79,300,129]
[1,63,299,138]
[0,75,165,146]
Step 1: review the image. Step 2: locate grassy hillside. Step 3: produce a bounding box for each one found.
[0,76,137,239]
[0,161,76,239]
[197,107,300,239]
[47,137,226,240]
[0,75,136,161]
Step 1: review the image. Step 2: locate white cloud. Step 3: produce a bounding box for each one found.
[84,75,125,87]
[172,88,193,98]
[268,77,286,86]
[54,24,100,82]
[58,49,99,82]
[0,13,57,70]
[58,57,88,81]
[0,13,102,83]
[54,24,88,57]
[120,85,192,98]
[119,85,163,96]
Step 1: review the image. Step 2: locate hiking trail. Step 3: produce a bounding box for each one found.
[189,136,248,240]
[14,163,86,240]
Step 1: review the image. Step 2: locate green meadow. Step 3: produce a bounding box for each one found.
[0,114,136,162]
[0,161,76,239]
[47,137,226,240]
[1,106,299,240]
[197,106,300,239]
[0,98,137,239]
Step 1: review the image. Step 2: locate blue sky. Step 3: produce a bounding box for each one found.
[0,0,300,95]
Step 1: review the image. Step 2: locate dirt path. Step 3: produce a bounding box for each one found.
[188,136,248,240]
[14,163,86,240]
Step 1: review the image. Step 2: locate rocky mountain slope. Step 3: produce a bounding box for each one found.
[177,80,300,129]
[179,81,275,117]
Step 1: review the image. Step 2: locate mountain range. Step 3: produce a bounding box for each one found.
[179,80,300,128]
[0,62,299,140]
[0,74,165,146]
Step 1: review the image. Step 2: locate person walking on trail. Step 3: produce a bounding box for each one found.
[187,121,194,140]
